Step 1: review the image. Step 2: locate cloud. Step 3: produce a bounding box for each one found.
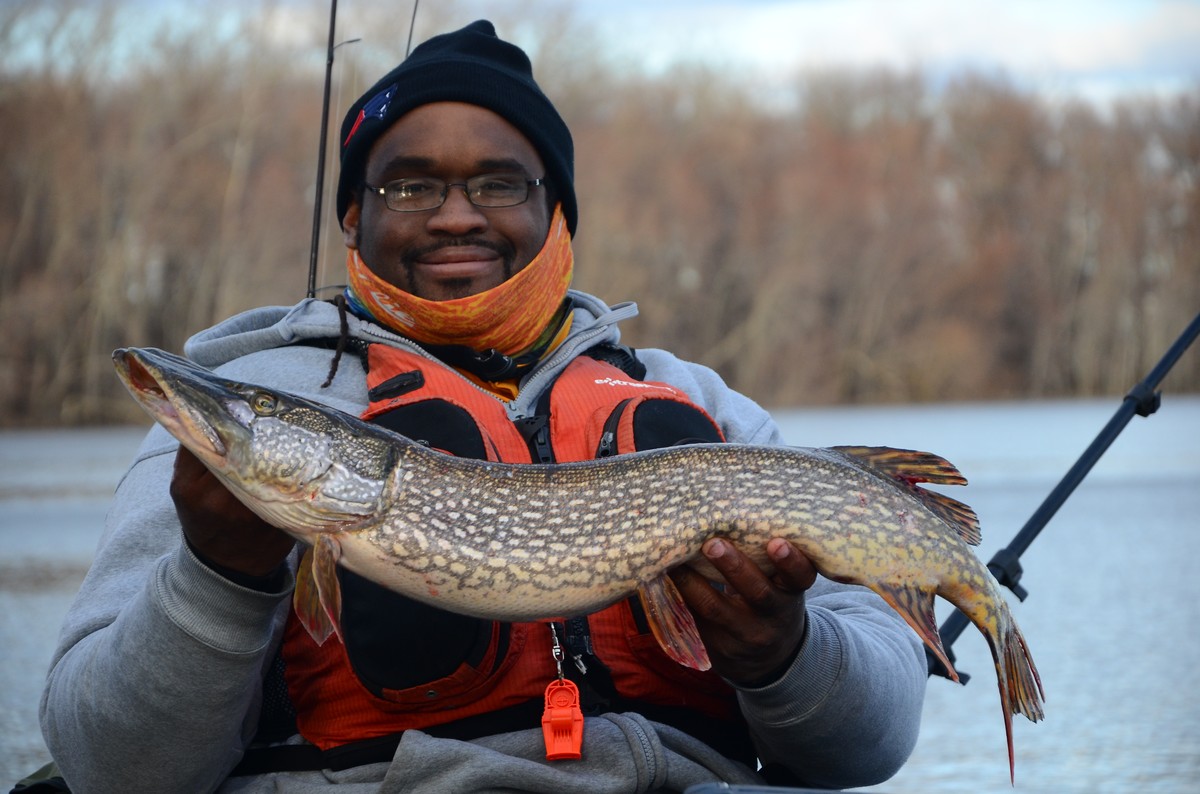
[578,0,1200,101]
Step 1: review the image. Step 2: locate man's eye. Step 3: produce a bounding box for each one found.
[476,176,521,192]
[390,180,433,199]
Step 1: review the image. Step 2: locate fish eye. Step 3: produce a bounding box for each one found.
[250,392,278,415]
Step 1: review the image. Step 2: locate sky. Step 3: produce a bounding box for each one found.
[10,0,1200,106]
[568,0,1200,105]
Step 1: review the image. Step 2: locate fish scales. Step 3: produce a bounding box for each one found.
[111,346,1044,780]
[332,442,955,624]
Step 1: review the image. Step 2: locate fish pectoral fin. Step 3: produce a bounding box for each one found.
[292,536,344,645]
[294,547,334,645]
[637,574,711,671]
[871,581,958,683]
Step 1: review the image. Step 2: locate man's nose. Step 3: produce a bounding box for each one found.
[427,185,487,234]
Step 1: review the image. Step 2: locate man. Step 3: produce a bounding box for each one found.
[40,21,926,793]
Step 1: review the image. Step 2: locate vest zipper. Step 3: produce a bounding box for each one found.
[595,398,634,458]
[514,415,555,463]
[505,324,617,420]
[360,330,516,404]
[362,321,615,422]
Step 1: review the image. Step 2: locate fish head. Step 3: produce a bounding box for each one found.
[113,347,396,538]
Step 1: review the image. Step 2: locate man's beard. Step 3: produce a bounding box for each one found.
[343,202,572,356]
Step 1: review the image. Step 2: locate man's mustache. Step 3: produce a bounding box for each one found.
[402,238,515,266]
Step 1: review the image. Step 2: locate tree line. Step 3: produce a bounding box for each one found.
[2,0,1197,427]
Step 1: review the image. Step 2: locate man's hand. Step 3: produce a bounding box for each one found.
[171,448,295,577]
[670,537,817,686]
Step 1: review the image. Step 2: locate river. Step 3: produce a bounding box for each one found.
[2,396,1198,792]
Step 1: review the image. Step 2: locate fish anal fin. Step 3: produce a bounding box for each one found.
[832,445,968,486]
[637,574,711,671]
[872,581,958,684]
[292,536,343,645]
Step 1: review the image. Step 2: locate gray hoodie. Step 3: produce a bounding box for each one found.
[40,292,926,793]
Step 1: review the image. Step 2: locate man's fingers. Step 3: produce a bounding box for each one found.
[674,538,810,685]
[702,538,776,606]
[766,538,818,592]
[669,564,730,621]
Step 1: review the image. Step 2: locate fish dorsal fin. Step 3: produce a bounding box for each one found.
[831,445,982,545]
[916,489,982,545]
[831,445,967,485]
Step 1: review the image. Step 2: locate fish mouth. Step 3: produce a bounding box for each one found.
[113,348,232,460]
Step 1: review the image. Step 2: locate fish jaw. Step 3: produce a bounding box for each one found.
[112,348,390,537]
[114,347,231,463]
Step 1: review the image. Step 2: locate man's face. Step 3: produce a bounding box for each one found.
[342,102,552,301]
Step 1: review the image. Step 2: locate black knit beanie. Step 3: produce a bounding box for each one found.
[337,20,576,236]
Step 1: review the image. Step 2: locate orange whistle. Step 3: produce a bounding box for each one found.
[541,678,584,760]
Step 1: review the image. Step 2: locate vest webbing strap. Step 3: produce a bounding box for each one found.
[230,699,544,776]
[231,695,755,776]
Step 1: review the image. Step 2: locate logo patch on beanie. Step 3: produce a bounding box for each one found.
[344,83,398,147]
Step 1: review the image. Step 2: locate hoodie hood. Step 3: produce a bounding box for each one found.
[181,289,781,450]
[185,291,637,375]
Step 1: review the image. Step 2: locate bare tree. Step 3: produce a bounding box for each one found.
[1,1,1196,426]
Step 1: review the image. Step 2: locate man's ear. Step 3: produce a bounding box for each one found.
[342,200,361,250]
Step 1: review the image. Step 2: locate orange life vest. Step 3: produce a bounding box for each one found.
[281,343,747,756]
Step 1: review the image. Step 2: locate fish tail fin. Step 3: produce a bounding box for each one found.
[832,446,981,545]
[982,601,1046,784]
[1004,617,1045,722]
[637,574,711,671]
[292,536,343,645]
[873,582,958,683]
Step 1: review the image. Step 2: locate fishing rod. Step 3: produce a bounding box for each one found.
[305,0,342,300]
[305,0,419,299]
[928,309,1200,682]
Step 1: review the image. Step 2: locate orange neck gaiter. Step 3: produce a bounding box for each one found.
[345,205,573,356]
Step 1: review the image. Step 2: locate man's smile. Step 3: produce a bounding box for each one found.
[414,245,505,280]
[398,239,516,295]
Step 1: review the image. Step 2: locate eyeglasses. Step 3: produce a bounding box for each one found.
[364,173,545,212]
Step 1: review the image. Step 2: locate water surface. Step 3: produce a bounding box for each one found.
[2,397,1198,792]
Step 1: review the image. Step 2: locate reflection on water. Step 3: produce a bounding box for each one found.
[2,398,1198,791]
[857,478,1200,793]
[0,427,146,782]
[775,397,1200,793]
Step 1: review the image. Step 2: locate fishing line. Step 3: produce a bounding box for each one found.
[406,0,421,57]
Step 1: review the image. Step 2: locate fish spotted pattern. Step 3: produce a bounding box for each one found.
[112,346,1044,779]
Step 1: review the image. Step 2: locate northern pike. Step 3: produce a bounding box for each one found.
[113,346,1043,777]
